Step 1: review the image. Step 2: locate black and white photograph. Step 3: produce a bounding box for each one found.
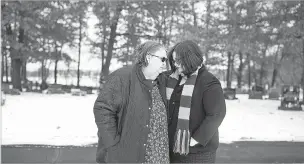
[1,0,304,163]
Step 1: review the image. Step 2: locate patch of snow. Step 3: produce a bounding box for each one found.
[219,94,304,143]
[2,93,304,146]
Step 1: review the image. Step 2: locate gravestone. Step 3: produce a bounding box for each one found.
[268,88,280,100]
[223,88,237,100]
[46,84,65,94]
[249,85,264,99]
[71,88,86,96]
[278,85,302,110]
[62,85,72,93]
[1,83,21,95]
[1,91,6,106]
[1,83,10,92]
[80,86,93,94]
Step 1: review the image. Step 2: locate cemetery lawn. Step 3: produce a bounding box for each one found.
[2,93,304,163]
[2,93,304,145]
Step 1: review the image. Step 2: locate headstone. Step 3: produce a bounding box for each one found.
[223,88,237,100]
[278,85,301,110]
[62,85,72,93]
[80,86,93,94]
[249,85,264,99]
[1,83,10,92]
[47,84,65,94]
[268,88,280,100]
[71,88,86,96]
[1,91,5,106]
[1,83,20,95]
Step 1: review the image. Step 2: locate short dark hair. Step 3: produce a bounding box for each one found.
[167,40,204,76]
[135,41,164,67]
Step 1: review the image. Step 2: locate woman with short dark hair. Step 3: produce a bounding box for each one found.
[165,40,226,163]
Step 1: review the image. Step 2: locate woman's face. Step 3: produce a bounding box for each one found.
[146,48,168,78]
[172,51,184,75]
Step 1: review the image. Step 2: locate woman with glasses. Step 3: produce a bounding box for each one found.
[164,40,226,163]
[93,41,170,163]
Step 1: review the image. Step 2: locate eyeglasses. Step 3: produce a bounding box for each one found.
[149,54,168,63]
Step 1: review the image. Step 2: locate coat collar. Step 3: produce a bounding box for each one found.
[134,63,155,90]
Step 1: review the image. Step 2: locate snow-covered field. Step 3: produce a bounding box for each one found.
[220,95,304,143]
[2,93,304,146]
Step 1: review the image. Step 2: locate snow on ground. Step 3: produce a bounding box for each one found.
[2,93,98,146]
[1,93,304,146]
[219,94,304,143]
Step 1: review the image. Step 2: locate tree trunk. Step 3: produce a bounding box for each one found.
[231,53,235,87]
[77,16,83,87]
[2,29,6,83]
[103,3,123,76]
[259,46,268,86]
[168,7,175,45]
[302,39,304,100]
[11,25,24,90]
[54,59,58,84]
[271,53,284,87]
[182,5,186,36]
[252,64,258,86]
[300,2,304,100]
[21,29,28,85]
[161,2,167,45]
[41,38,46,85]
[226,51,232,88]
[271,68,278,88]
[99,8,107,85]
[259,63,265,86]
[21,60,27,83]
[192,1,197,28]
[41,60,44,83]
[101,30,106,68]
[54,43,63,84]
[301,67,304,102]
[5,24,12,83]
[126,43,130,65]
[1,48,4,83]
[5,52,9,82]
[11,57,22,90]
[237,51,244,88]
[204,0,211,64]
[247,53,252,89]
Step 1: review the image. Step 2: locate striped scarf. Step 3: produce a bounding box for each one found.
[166,66,202,155]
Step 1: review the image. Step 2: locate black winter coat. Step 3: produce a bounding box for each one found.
[93,64,168,163]
[165,66,226,154]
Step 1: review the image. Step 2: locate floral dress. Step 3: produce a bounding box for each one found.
[144,85,170,163]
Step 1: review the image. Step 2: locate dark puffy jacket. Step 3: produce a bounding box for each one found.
[93,64,168,163]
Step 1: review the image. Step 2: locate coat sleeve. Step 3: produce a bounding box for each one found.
[93,75,123,149]
[192,81,226,146]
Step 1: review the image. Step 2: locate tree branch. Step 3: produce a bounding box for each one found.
[116,33,163,39]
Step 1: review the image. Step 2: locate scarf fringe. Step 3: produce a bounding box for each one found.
[173,129,190,155]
